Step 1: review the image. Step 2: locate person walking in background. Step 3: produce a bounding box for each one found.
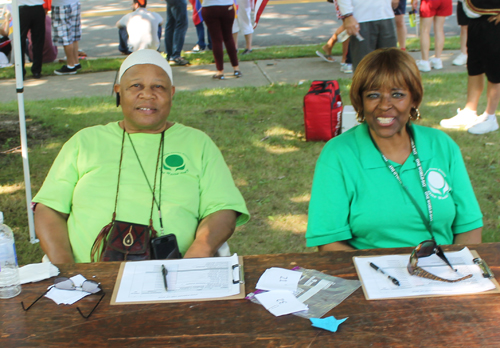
[412,0,452,72]
[394,0,407,50]
[337,0,398,72]
[316,25,353,74]
[51,0,82,75]
[117,0,163,55]
[202,0,241,79]
[19,0,45,79]
[440,5,500,135]
[164,0,189,65]
[189,0,211,52]
[232,0,253,54]
[316,0,352,73]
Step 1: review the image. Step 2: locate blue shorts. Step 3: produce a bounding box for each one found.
[393,0,407,15]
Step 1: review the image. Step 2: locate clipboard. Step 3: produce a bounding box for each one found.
[353,250,500,300]
[110,256,246,305]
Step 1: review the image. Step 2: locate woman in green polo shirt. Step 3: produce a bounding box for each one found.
[306,48,483,251]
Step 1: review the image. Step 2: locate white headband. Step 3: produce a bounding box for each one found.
[117,49,173,85]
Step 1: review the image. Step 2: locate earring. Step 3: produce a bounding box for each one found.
[410,107,420,120]
[356,112,365,123]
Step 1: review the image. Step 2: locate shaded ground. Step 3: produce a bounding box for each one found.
[0,113,53,152]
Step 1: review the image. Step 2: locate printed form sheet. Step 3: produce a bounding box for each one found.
[354,248,496,300]
[114,254,241,303]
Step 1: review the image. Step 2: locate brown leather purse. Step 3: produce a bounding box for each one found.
[91,214,158,262]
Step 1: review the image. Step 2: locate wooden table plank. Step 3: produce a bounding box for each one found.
[1,243,499,347]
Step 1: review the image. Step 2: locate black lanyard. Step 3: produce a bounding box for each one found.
[124,129,165,233]
[368,126,434,238]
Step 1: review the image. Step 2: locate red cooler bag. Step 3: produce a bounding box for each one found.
[303,80,342,141]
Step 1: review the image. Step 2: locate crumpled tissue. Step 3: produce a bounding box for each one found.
[19,262,60,284]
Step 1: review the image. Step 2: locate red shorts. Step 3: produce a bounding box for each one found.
[420,0,452,18]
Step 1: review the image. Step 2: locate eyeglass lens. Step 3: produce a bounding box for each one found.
[415,241,436,257]
[81,280,100,294]
[54,278,74,290]
[54,277,101,293]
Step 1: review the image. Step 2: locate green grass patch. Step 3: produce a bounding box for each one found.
[1,72,499,265]
[0,36,462,80]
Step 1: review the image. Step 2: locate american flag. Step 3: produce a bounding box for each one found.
[189,0,204,26]
[253,0,268,29]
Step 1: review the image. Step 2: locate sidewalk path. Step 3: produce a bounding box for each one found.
[0,50,467,103]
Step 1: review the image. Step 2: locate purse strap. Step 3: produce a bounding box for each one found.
[111,128,165,225]
[91,129,164,262]
[126,130,165,230]
[110,128,127,222]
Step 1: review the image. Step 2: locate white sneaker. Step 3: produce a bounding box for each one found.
[430,57,443,70]
[440,108,478,129]
[467,113,499,134]
[191,44,203,53]
[452,53,467,66]
[417,60,431,72]
[340,63,353,74]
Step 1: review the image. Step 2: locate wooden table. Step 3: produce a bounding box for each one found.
[2,243,500,347]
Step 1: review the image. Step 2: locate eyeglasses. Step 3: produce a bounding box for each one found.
[21,277,106,319]
[407,240,472,283]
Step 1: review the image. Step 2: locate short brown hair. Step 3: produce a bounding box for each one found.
[350,48,423,119]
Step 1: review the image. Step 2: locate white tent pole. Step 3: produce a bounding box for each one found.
[11,0,38,243]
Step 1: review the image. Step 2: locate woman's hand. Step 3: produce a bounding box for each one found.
[343,16,360,36]
[488,13,500,25]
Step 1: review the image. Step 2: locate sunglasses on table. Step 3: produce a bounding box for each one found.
[21,277,106,319]
[407,240,472,283]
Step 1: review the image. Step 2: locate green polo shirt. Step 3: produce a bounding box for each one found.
[306,123,483,249]
[34,122,249,262]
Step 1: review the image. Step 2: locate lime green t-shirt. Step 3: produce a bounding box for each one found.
[34,122,249,262]
[306,123,483,249]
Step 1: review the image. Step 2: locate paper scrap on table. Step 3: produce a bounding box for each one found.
[19,262,60,284]
[256,267,302,292]
[254,290,308,316]
[45,274,92,305]
[310,316,348,332]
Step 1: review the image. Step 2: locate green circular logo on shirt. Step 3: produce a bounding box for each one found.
[163,154,187,174]
[425,169,450,199]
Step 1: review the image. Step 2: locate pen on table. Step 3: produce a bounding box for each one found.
[161,265,168,291]
[369,262,400,286]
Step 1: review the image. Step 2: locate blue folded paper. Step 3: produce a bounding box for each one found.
[310,316,348,333]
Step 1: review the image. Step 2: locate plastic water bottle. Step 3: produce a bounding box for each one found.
[337,30,350,43]
[409,10,416,28]
[0,212,21,299]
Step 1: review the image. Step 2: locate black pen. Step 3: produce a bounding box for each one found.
[161,265,168,291]
[370,262,400,286]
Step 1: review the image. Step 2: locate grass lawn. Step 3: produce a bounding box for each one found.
[1,71,499,266]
